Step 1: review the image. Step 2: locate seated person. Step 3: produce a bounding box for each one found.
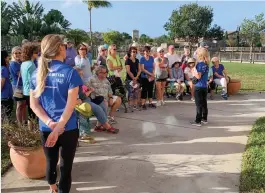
[208,66,216,100]
[75,67,118,136]
[184,58,196,101]
[211,57,229,100]
[87,65,122,124]
[171,61,186,101]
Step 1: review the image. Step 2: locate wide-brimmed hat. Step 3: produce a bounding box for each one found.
[187,58,196,64]
[157,47,164,52]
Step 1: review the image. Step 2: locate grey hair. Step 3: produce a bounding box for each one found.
[95,65,108,75]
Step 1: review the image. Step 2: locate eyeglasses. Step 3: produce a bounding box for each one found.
[145,50,150,53]
[159,50,164,53]
[33,52,38,54]
[101,49,106,52]
[14,52,21,55]
[79,48,87,51]
[131,51,136,53]
[99,72,107,74]
[113,49,116,51]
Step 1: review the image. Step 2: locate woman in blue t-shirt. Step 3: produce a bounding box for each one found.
[30,34,83,193]
[1,50,13,119]
[140,46,156,110]
[191,47,209,127]
[9,46,27,125]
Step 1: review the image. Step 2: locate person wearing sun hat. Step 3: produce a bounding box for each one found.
[184,58,196,101]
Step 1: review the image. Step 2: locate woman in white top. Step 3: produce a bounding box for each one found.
[75,43,92,83]
[184,58,196,101]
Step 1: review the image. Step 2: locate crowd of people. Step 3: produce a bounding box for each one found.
[1,35,230,193]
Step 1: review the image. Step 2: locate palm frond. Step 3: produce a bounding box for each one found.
[83,0,112,10]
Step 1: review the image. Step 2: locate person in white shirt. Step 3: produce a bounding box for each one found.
[75,43,92,83]
[164,45,181,68]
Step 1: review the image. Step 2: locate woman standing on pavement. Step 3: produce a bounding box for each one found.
[190,47,209,127]
[30,34,83,193]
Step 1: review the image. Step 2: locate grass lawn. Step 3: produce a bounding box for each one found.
[240,117,265,193]
[222,62,265,91]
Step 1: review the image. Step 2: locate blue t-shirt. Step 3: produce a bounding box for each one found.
[21,60,36,96]
[9,61,23,87]
[212,64,225,79]
[140,56,154,78]
[1,66,13,99]
[30,60,83,132]
[195,62,209,88]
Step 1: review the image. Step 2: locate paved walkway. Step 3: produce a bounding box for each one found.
[2,92,265,193]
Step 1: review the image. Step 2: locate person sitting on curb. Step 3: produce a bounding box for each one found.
[171,61,186,101]
[87,65,122,125]
[211,57,229,100]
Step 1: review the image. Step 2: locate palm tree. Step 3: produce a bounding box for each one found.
[83,0,112,47]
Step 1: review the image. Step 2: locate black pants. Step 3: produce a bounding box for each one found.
[208,81,216,93]
[24,95,36,120]
[194,87,208,123]
[41,129,79,193]
[141,78,154,99]
[1,98,14,119]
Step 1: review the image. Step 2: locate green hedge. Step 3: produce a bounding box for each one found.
[240,117,265,193]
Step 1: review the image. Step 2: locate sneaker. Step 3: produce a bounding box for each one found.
[201,120,208,124]
[108,116,117,124]
[161,100,166,106]
[191,97,195,102]
[190,121,202,127]
[148,103,156,108]
[176,94,181,101]
[133,105,140,111]
[79,135,96,144]
[156,101,162,107]
[221,93,228,100]
[142,104,147,110]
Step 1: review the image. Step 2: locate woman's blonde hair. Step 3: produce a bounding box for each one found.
[11,46,22,61]
[34,34,64,98]
[196,47,209,65]
[108,44,116,55]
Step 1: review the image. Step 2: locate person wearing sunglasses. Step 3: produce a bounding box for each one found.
[21,42,39,129]
[96,45,107,68]
[9,46,27,125]
[155,47,169,106]
[74,43,92,83]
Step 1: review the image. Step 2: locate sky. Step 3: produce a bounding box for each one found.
[8,0,265,38]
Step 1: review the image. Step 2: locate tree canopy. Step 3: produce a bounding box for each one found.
[240,13,265,47]
[164,3,214,45]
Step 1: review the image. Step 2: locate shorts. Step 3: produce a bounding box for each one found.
[175,82,186,91]
[156,78,167,82]
[185,80,191,86]
[112,95,118,103]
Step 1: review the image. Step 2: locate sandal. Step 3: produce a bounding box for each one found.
[105,127,119,134]
[94,125,106,132]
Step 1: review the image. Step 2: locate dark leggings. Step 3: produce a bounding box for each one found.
[41,129,79,193]
[1,98,14,119]
[194,87,208,123]
[141,78,154,99]
[24,95,36,120]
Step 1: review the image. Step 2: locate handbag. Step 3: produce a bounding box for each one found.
[191,76,199,84]
[13,74,23,98]
[90,96,104,105]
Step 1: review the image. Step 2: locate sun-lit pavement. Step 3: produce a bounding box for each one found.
[2,92,265,193]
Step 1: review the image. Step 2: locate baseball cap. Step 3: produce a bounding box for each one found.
[168,45,175,49]
[187,58,196,64]
[200,42,209,48]
[103,44,109,49]
[132,42,139,47]
[157,47,164,52]
[63,38,71,44]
